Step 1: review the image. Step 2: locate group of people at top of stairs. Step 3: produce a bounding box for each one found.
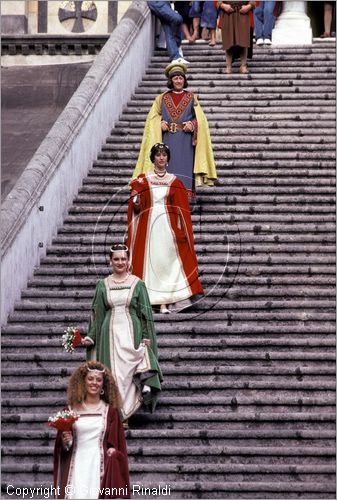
[53,56,220,499]
[150,1,336,74]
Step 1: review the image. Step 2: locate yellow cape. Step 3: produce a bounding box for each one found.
[132,92,217,186]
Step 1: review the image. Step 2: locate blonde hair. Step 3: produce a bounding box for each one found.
[67,361,121,409]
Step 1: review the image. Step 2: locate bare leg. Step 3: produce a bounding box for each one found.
[202,27,210,40]
[181,23,193,42]
[225,49,233,73]
[209,28,216,46]
[160,304,170,314]
[191,17,200,41]
[239,47,249,73]
[324,3,333,35]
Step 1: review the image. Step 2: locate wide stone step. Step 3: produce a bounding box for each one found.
[38,248,336,264]
[115,119,336,129]
[90,163,336,177]
[1,451,335,469]
[6,297,335,324]
[72,193,336,205]
[2,442,335,459]
[2,358,335,376]
[125,98,336,109]
[2,409,335,431]
[28,261,335,276]
[6,426,334,443]
[138,76,335,86]
[3,409,335,425]
[2,378,335,400]
[45,240,335,253]
[1,397,335,416]
[78,179,336,192]
[82,177,336,190]
[2,338,335,357]
[30,260,336,274]
[4,301,334,323]
[2,354,335,372]
[37,254,336,269]
[118,109,336,121]
[58,218,336,232]
[2,334,334,349]
[146,63,336,74]
[3,321,334,338]
[67,204,336,216]
[123,107,336,118]
[61,206,337,220]
[56,220,336,234]
[132,88,335,99]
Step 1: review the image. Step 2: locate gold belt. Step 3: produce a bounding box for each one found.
[169,122,184,133]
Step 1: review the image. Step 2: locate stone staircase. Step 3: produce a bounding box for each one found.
[1,41,336,498]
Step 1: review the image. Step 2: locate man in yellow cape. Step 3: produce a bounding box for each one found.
[132,62,217,188]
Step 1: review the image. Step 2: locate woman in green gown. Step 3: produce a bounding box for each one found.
[81,244,162,422]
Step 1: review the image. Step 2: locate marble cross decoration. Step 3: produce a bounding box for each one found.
[59,1,97,33]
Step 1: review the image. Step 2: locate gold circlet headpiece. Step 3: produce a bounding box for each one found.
[110,244,129,253]
[87,367,105,373]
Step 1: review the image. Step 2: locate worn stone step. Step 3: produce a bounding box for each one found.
[30,261,335,275]
[38,250,336,266]
[125,99,336,110]
[44,241,336,254]
[121,107,336,119]
[3,360,334,377]
[3,321,334,338]
[2,442,335,459]
[9,303,335,324]
[117,110,336,122]
[2,379,335,402]
[56,222,336,236]
[72,193,336,205]
[6,302,336,323]
[10,296,334,312]
[60,209,337,223]
[1,454,335,471]
[146,63,336,74]
[3,409,334,425]
[91,164,336,178]
[30,261,336,276]
[2,334,334,350]
[138,75,335,85]
[82,177,336,191]
[131,88,335,99]
[2,354,335,374]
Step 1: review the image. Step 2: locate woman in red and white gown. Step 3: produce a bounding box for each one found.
[127,143,203,314]
[53,361,130,499]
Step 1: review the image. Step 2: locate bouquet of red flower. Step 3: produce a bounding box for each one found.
[61,326,82,353]
[47,409,79,432]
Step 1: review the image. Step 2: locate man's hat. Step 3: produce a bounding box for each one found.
[164,61,187,78]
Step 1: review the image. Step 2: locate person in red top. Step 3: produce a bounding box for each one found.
[53,361,130,499]
[128,143,203,314]
[216,1,255,74]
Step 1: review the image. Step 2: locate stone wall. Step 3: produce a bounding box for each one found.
[0,0,154,325]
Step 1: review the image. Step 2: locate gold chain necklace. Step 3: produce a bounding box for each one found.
[154,168,167,178]
[111,273,130,284]
[82,400,103,412]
